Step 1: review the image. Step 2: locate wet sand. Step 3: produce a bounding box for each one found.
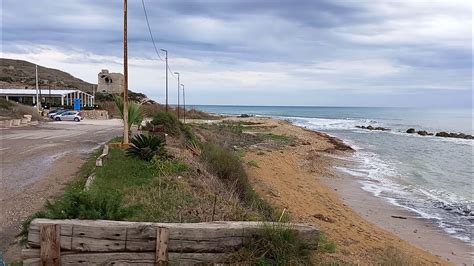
[324,172,473,265]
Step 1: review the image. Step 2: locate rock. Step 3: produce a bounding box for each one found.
[313,213,335,223]
[302,141,311,145]
[239,114,252,118]
[435,131,474,139]
[435,132,450,137]
[417,130,429,136]
[356,125,390,131]
[406,128,416,133]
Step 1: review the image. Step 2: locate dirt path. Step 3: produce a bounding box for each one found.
[229,117,452,265]
[0,119,122,262]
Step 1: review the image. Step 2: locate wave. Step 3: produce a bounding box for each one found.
[286,116,473,146]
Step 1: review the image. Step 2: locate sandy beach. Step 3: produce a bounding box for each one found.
[227,116,472,265]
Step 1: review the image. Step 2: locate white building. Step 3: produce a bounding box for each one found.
[0,88,94,107]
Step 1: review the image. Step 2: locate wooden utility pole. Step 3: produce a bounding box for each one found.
[35,64,39,110]
[123,0,130,144]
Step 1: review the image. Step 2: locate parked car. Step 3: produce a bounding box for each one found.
[48,108,68,119]
[53,111,83,122]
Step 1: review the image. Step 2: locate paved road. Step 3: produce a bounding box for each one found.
[0,119,122,261]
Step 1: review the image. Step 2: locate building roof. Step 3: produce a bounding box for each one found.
[0,88,92,97]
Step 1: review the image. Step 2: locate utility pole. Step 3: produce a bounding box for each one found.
[174,72,180,120]
[123,0,130,145]
[181,84,185,124]
[160,49,168,112]
[35,64,39,110]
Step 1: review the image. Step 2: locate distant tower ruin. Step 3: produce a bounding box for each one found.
[97,69,123,94]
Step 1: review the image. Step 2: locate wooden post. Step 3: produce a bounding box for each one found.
[40,224,60,266]
[155,227,169,265]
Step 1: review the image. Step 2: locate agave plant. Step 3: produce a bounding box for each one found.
[114,96,144,129]
[126,134,167,161]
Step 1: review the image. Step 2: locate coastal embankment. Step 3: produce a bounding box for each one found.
[224,116,470,265]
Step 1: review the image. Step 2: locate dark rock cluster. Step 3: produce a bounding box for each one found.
[356,125,390,131]
[406,128,473,139]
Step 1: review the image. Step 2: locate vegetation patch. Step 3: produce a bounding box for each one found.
[235,223,311,265]
[263,133,290,142]
[247,160,260,168]
[126,134,167,161]
[317,234,337,253]
[151,111,180,135]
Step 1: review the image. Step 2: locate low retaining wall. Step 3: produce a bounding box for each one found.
[23,219,319,265]
[80,110,109,120]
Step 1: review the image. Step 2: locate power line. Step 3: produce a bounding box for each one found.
[141,0,178,80]
[141,0,164,61]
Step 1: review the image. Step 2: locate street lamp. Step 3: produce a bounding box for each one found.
[181,84,186,124]
[174,72,180,120]
[160,49,168,112]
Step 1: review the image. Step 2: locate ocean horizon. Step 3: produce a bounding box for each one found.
[192,104,473,245]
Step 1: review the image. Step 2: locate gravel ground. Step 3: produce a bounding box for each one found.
[0,119,122,262]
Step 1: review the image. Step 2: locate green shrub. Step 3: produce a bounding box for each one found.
[201,143,250,199]
[42,188,136,220]
[318,234,337,253]
[151,111,180,135]
[237,223,310,265]
[127,134,167,161]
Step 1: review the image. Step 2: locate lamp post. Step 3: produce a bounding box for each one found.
[174,72,180,120]
[160,49,168,112]
[123,0,129,145]
[181,84,185,124]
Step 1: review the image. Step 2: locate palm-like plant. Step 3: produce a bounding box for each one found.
[126,134,167,161]
[114,96,144,129]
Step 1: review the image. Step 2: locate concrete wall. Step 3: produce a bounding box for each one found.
[81,110,109,120]
[97,69,123,94]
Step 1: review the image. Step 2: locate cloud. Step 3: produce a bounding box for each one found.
[0,0,471,107]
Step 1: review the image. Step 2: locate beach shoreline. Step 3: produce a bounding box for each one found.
[223,115,471,264]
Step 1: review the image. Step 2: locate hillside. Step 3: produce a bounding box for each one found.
[0,58,94,93]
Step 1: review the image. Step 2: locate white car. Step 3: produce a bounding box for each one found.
[53,111,83,122]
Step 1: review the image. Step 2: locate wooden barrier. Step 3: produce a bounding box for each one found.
[95,144,109,167]
[23,219,319,265]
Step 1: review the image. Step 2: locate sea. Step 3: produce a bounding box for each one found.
[191,105,473,245]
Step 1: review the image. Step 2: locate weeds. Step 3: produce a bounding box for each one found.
[378,246,415,265]
[247,160,260,168]
[263,133,290,142]
[236,223,311,265]
[154,158,187,176]
[318,234,337,253]
[201,143,250,199]
[152,111,180,135]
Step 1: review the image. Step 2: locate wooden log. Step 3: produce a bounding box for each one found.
[22,250,230,265]
[27,219,319,253]
[156,227,169,264]
[40,224,60,266]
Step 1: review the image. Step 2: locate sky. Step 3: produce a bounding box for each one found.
[1,0,472,107]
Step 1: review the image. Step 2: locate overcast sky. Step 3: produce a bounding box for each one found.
[1,0,472,107]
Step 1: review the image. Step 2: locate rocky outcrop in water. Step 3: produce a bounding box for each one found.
[356,125,390,131]
[406,129,473,139]
[435,132,474,139]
